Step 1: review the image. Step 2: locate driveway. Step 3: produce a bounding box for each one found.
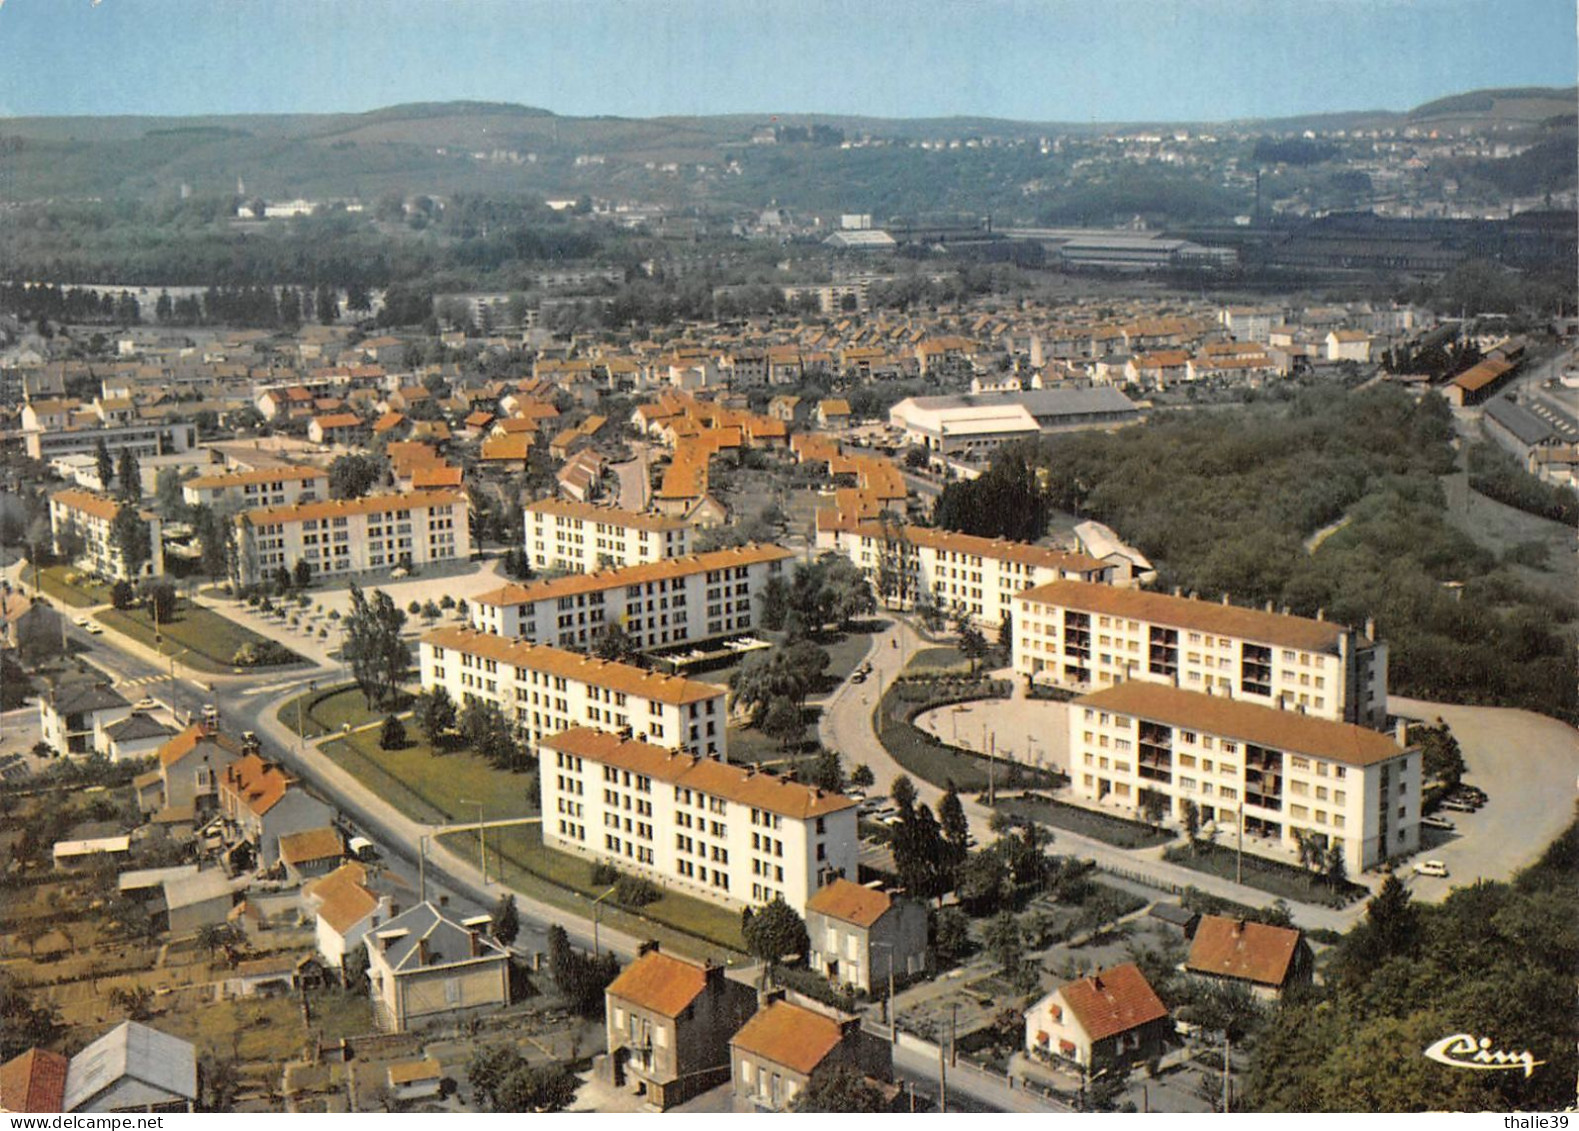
[1391,695,1579,898]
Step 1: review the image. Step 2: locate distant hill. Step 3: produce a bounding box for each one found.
[0,85,1569,208]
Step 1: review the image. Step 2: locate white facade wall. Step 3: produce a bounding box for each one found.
[183,470,327,512]
[49,493,165,580]
[542,740,858,916]
[235,492,469,586]
[419,635,727,760]
[523,502,692,572]
[1068,698,1419,869]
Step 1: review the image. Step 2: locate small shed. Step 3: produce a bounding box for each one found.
[386,1058,443,1102]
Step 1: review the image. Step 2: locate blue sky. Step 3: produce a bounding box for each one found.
[0,0,1573,121]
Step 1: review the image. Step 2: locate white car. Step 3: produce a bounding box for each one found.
[74,615,92,627]
[133,698,160,712]
[83,622,103,635]
[1414,859,1449,878]
[1420,815,1455,831]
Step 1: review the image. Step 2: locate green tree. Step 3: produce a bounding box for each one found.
[115,446,142,502]
[983,910,1024,976]
[849,764,875,789]
[958,623,989,675]
[758,574,791,631]
[293,558,312,589]
[793,1063,890,1112]
[379,714,407,750]
[111,579,135,610]
[95,437,114,493]
[327,452,385,500]
[490,894,520,947]
[495,1063,577,1113]
[931,905,974,964]
[938,786,970,873]
[154,466,189,521]
[415,685,459,748]
[343,583,409,708]
[0,974,61,1060]
[143,581,177,626]
[110,504,152,578]
[808,747,843,791]
[760,696,804,751]
[742,897,809,980]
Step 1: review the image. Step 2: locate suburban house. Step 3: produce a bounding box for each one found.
[146,723,246,817]
[217,753,335,870]
[301,861,393,972]
[0,1049,69,1112]
[1024,963,1171,1073]
[97,712,174,764]
[1183,915,1314,1000]
[60,1022,198,1113]
[602,944,757,1110]
[364,902,511,1033]
[729,994,894,1112]
[38,673,131,757]
[277,826,346,883]
[804,879,928,993]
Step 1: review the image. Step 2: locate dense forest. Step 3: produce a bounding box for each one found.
[995,384,1577,720]
[1245,819,1579,1111]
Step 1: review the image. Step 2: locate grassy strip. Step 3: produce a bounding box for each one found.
[95,604,303,673]
[998,794,1174,850]
[438,824,746,960]
[875,677,1059,794]
[35,565,111,608]
[1162,840,1366,909]
[319,728,534,825]
[277,683,396,737]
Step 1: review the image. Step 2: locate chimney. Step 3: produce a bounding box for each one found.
[1172,586,1181,597]
[1264,600,1274,613]
[469,931,482,958]
[417,938,430,965]
[638,939,662,957]
[1365,617,1376,640]
[703,957,724,987]
[1316,607,1325,621]
[839,1016,863,1039]
[759,986,786,1008]
[1395,719,1408,744]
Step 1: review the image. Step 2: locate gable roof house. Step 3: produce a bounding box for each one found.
[729,995,894,1112]
[1184,915,1314,1000]
[302,861,395,971]
[1024,963,1171,1073]
[0,1049,69,1112]
[364,902,511,1032]
[805,879,929,993]
[602,944,758,1109]
[218,753,334,870]
[60,1022,197,1113]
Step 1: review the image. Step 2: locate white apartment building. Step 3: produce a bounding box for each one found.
[420,626,729,760]
[1068,681,1419,869]
[541,727,858,915]
[469,544,794,649]
[182,465,328,512]
[523,497,693,573]
[232,490,469,587]
[49,489,165,580]
[817,516,1112,630]
[1013,580,1388,727]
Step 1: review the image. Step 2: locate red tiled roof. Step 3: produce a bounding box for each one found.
[0,1049,69,1112]
[1056,963,1169,1042]
[730,1000,844,1075]
[805,879,892,928]
[605,951,710,1017]
[1185,915,1303,988]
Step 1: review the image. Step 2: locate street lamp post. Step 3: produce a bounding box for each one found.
[460,799,488,884]
[588,884,618,957]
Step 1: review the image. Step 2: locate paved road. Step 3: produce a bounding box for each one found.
[1391,695,1579,899]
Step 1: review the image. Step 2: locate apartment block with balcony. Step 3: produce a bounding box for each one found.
[540,727,858,916]
[232,490,469,587]
[48,489,165,580]
[420,626,728,760]
[1068,681,1419,870]
[469,544,793,650]
[523,497,693,572]
[1014,580,1387,727]
[816,515,1112,630]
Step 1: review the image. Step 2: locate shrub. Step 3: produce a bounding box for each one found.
[232,640,295,667]
[590,862,620,887]
[379,714,407,750]
[110,580,135,610]
[440,593,456,610]
[615,874,660,908]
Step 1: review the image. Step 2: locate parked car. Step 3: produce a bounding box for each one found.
[850,670,867,684]
[1414,859,1449,878]
[74,615,92,628]
[1421,815,1455,831]
[1440,798,1477,813]
[133,697,160,712]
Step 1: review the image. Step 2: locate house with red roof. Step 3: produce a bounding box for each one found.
[1024,963,1171,1073]
[805,879,928,993]
[729,994,893,1112]
[218,754,334,870]
[602,943,757,1109]
[1183,915,1313,1000]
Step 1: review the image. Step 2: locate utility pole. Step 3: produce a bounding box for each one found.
[1236,807,1244,886]
[418,835,427,903]
[938,1037,947,1113]
[460,799,487,884]
[988,730,996,806]
[950,1002,958,1068]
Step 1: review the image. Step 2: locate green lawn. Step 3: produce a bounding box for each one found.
[277,684,400,738]
[1161,840,1366,908]
[998,794,1175,850]
[908,645,967,672]
[875,677,1054,794]
[319,728,536,825]
[438,823,746,960]
[94,602,304,673]
[36,565,112,608]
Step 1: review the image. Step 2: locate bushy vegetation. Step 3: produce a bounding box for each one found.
[1032,385,1577,719]
[1466,440,1579,526]
[1244,821,1579,1111]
